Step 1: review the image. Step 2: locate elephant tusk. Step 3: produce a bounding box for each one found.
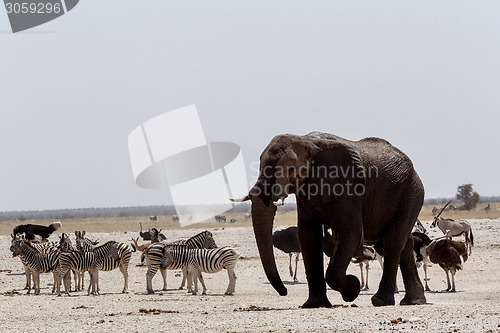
[273,198,284,206]
[230,195,250,203]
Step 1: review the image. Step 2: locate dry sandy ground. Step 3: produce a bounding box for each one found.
[1,219,500,333]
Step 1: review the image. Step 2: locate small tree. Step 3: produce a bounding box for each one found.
[456,184,480,210]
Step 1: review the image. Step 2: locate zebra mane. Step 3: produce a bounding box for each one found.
[92,240,117,250]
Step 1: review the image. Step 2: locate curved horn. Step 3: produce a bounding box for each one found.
[436,200,452,219]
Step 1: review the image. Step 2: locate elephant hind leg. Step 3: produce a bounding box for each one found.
[373,201,424,307]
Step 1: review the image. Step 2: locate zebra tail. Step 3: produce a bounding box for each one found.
[470,227,474,246]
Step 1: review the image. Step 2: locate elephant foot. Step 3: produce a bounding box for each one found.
[325,271,361,302]
[302,295,332,309]
[147,290,155,294]
[400,295,426,305]
[340,275,361,302]
[371,293,395,307]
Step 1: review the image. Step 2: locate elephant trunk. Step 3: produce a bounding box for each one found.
[251,195,287,296]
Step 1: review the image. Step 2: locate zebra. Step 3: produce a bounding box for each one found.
[75,230,135,293]
[57,233,86,292]
[10,235,65,295]
[162,246,240,295]
[144,230,217,293]
[57,241,120,296]
[10,233,60,291]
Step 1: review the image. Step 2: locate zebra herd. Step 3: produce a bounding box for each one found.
[8,229,240,297]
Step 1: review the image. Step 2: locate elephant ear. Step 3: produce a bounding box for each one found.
[301,142,366,204]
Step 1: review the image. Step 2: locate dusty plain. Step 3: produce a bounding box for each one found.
[1,204,499,332]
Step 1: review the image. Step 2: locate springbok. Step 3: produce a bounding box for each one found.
[431,201,474,255]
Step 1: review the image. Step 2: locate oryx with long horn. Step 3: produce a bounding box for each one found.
[431,200,474,255]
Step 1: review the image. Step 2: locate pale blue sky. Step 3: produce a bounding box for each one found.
[1,1,499,211]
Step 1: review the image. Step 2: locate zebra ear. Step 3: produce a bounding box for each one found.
[82,231,86,237]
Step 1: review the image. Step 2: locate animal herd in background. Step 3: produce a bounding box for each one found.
[8,221,240,297]
[5,202,475,298]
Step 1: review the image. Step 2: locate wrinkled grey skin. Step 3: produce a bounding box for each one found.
[238,132,425,308]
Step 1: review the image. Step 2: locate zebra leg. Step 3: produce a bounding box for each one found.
[33,271,41,295]
[160,268,167,291]
[81,271,85,291]
[119,263,129,293]
[95,270,100,295]
[186,269,193,293]
[65,271,72,294]
[25,266,32,294]
[52,271,58,293]
[188,266,198,295]
[23,264,30,290]
[71,270,76,291]
[146,266,157,294]
[198,271,207,295]
[87,270,93,295]
[179,268,187,289]
[225,267,237,295]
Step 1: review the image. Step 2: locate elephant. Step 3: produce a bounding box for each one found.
[231,132,426,308]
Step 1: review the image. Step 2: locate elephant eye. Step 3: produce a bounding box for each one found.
[288,166,296,175]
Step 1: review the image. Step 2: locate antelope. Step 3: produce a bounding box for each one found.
[431,201,474,255]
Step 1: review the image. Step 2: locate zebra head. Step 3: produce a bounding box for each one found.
[10,236,28,257]
[202,231,217,249]
[9,232,25,254]
[75,230,99,252]
[58,233,74,252]
[108,242,121,261]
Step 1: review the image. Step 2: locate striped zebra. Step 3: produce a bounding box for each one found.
[162,246,240,295]
[57,241,120,296]
[10,233,61,291]
[10,235,66,295]
[75,230,135,293]
[144,230,217,293]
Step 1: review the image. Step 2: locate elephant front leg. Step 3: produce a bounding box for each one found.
[325,224,362,303]
[298,219,331,308]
